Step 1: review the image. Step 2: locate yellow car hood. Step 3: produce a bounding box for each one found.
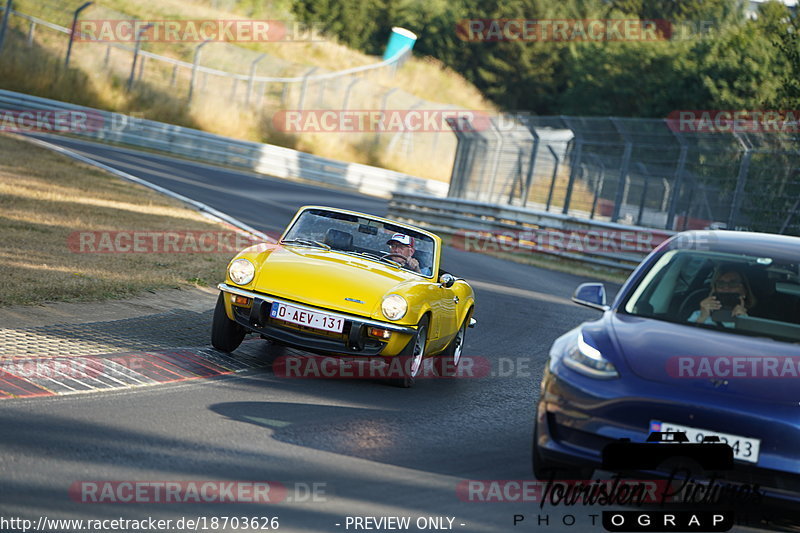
[252,246,420,317]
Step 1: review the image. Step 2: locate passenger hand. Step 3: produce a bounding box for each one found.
[697,295,720,322]
[732,296,748,317]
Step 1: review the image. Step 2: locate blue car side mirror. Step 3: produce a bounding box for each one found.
[572,282,608,311]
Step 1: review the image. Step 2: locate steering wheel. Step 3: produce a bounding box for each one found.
[677,288,710,321]
[380,253,408,266]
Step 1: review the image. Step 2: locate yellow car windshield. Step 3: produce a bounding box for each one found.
[282,209,435,277]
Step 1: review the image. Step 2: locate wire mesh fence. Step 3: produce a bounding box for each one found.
[0,0,461,179]
[447,114,800,235]
[5,2,798,234]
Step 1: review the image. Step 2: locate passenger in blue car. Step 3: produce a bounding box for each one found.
[689,267,757,327]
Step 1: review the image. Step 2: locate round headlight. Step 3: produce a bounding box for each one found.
[381,294,407,321]
[228,258,255,285]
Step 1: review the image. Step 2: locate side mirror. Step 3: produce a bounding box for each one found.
[572,282,609,311]
[439,273,456,288]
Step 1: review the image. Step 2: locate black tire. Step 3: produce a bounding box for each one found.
[211,293,246,352]
[388,315,429,388]
[440,314,468,377]
[532,417,593,481]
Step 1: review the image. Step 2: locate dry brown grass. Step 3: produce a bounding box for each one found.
[0,133,235,306]
[3,0,493,181]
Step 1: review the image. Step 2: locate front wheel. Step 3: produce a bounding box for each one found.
[440,316,468,377]
[388,315,429,388]
[211,293,246,352]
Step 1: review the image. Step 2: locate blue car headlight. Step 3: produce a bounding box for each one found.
[563,331,619,379]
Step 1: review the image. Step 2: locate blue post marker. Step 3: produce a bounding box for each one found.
[382,27,417,61]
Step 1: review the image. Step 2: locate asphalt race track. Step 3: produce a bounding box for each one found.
[0,136,773,533]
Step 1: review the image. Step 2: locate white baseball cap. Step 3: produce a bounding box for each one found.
[386,233,415,247]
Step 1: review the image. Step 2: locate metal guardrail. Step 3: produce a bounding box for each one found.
[0,89,448,198]
[389,192,675,273]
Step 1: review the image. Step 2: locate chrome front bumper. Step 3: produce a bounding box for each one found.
[217,283,416,334]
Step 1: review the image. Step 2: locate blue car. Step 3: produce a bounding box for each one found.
[533,230,800,506]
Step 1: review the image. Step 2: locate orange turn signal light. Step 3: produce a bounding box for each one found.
[233,295,251,306]
[369,327,392,339]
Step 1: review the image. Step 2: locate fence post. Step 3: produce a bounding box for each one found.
[665,144,688,230]
[316,78,326,107]
[0,0,11,54]
[342,76,361,110]
[727,147,752,229]
[485,118,503,203]
[187,39,211,103]
[373,87,398,146]
[380,86,397,112]
[521,125,539,208]
[779,196,800,234]
[666,130,688,230]
[562,138,582,214]
[587,154,605,219]
[508,151,525,203]
[230,78,238,101]
[257,82,266,109]
[446,121,460,196]
[546,145,560,211]
[298,67,318,110]
[127,23,152,91]
[660,178,671,211]
[611,141,633,222]
[246,53,266,106]
[64,1,92,68]
[26,20,35,47]
[635,162,650,226]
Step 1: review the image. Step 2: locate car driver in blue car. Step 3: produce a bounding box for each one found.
[690,267,756,327]
[386,233,425,274]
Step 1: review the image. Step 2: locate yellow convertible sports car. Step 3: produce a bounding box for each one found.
[211,206,476,387]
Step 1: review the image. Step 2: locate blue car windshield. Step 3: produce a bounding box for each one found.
[623,250,800,342]
[282,209,436,277]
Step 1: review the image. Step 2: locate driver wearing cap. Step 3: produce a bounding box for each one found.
[386,233,421,273]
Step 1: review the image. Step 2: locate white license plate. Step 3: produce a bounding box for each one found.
[270,303,344,333]
[650,421,760,463]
